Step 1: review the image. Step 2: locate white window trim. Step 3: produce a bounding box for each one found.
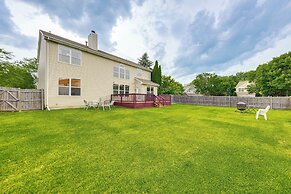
[119,65,125,79]
[58,45,82,66]
[113,83,119,94]
[113,64,130,80]
[147,86,154,94]
[113,66,119,78]
[112,83,130,94]
[58,78,81,97]
[125,69,130,80]
[238,87,245,92]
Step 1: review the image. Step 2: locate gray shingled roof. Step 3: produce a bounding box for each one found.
[39,30,151,72]
[135,78,159,86]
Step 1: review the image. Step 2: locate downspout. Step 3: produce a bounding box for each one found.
[45,38,50,109]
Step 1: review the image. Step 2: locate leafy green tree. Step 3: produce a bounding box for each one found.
[191,73,237,96]
[0,48,13,61]
[234,71,256,82]
[159,75,184,95]
[220,76,237,96]
[0,62,35,89]
[0,49,37,89]
[16,57,38,83]
[138,52,153,68]
[246,84,261,96]
[255,52,291,96]
[192,73,220,96]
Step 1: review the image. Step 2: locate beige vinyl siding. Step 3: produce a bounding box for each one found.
[45,42,151,108]
[37,36,48,105]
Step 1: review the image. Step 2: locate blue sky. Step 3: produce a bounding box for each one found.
[0,0,290,84]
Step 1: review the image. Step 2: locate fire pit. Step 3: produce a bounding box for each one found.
[237,102,247,112]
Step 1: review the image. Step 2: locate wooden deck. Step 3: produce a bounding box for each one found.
[111,94,171,108]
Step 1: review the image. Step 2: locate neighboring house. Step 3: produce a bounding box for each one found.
[235,81,255,97]
[37,30,159,109]
[183,84,202,96]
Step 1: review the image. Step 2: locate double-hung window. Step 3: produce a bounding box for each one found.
[113,65,130,79]
[58,79,70,95]
[119,66,125,79]
[125,85,129,94]
[71,49,81,65]
[58,46,70,64]
[58,45,81,65]
[113,67,119,78]
[113,84,129,94]
[58,78,81,96]
[113,84,119,94]
[119,85,125,94]
[125,69,130,79]
[71,79,81,96]
[147,86,154,94]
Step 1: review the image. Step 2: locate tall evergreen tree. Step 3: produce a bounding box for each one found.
[138,52,153,68]
[158,65,162,85]
[151,60,159,83]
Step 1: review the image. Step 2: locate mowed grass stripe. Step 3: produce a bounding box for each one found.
[0,105,290,192]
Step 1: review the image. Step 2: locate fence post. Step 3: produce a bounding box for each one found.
[18,88,21,112]
[229,96,231,107]
[212,96,214,106]
[270,96,273,109]
[41,89,44,110]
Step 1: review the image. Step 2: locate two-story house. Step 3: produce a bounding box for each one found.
[37,30,159,109]
[235,81,255,97]
[183,84,202,96]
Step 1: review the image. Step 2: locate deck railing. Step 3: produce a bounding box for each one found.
[111,93,171,105]
[111,93,155,103]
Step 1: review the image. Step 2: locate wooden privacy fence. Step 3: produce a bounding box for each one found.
[172,95,290,109]
[0,87,44,112]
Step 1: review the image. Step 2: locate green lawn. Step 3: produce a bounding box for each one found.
[1,105,290,193]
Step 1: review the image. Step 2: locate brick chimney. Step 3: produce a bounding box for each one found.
[88,30,98,50]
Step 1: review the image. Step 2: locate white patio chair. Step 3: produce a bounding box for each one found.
[256,105,270,120]
[83,100,97,110]
[102,100,111,110]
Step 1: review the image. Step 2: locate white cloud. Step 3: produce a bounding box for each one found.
[1,0,290,86]
[3,0,86,60]
[110,0,230,82]
[218,24,291,76]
